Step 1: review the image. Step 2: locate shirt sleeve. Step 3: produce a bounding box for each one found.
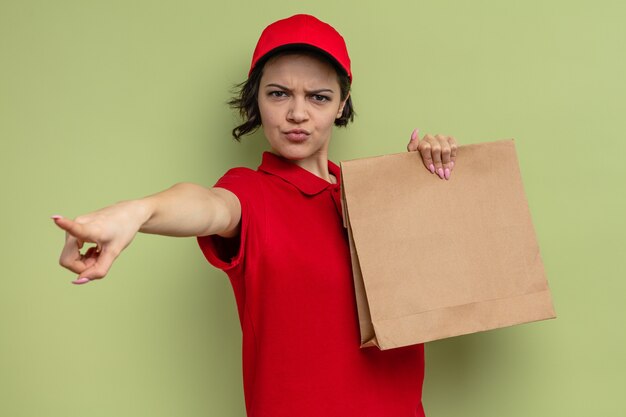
[196,167,262,272]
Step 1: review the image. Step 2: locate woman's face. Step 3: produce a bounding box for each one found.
[257,53,348,165]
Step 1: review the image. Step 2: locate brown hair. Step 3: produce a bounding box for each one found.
[228,48,355,141]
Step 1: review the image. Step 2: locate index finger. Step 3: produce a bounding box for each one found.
[52,216,96,243]
[448,136,458,170]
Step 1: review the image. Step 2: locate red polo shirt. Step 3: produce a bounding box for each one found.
[197,152,425,417]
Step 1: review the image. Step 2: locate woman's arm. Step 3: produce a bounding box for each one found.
[52,183,241,284]
[138,183,241,237]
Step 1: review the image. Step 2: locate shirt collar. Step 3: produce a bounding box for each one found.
[258,151,341,196]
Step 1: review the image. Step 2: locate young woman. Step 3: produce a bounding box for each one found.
[53,14,458,417]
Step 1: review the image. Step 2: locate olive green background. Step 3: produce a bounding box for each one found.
[1,0,624,416]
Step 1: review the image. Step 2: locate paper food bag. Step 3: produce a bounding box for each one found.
[340,139,556,350]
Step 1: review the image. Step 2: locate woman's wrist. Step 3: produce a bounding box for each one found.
[115,198,154,233]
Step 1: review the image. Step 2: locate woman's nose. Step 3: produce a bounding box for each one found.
[287,97,309,123]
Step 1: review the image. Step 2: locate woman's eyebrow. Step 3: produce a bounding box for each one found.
[309,88,335,94]
[264,83,335,94]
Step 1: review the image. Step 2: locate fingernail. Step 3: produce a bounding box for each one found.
[411,128,419,142]
[72,277,90,285]
[450,161,455,169]
[51,215,63,220]
[429,164,435,174]
[444,168,450,180]
[437,168,444,179]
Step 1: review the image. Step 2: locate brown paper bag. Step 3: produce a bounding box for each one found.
[340,139,556,350]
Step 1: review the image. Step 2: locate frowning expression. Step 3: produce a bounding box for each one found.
[257,53,348,165]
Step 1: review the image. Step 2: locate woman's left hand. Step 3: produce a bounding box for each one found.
[407,128,458,180]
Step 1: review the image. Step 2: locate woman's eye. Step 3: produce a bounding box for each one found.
[312,94,330,102]
[269,91,287,98]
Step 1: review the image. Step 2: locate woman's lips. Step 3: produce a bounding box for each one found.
[284,130,310,142]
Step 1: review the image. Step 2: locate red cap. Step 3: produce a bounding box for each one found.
[249,14,352,82]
